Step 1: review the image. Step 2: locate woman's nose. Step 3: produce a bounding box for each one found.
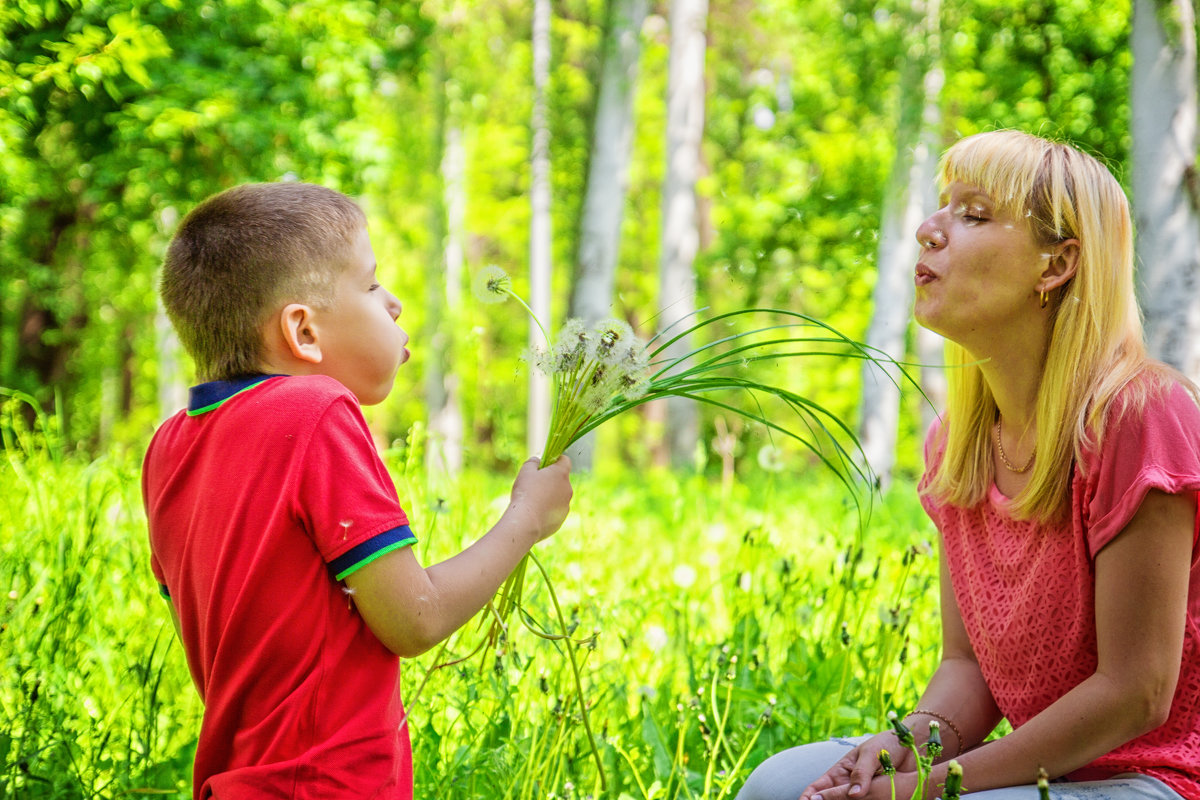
[915,214,945,250]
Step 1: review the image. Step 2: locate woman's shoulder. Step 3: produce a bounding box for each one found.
[1105,366,1200,429]
[1089,366,1200,467]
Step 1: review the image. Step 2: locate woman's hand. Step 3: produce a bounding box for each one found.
[800,732,915,800]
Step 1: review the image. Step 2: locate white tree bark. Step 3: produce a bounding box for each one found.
[917,325,947,437]
[566,0,648,469]
[155,206,187,419]
[1132,0,1200,381]
[427,122,465,477]
[528,0,553,456]
[658,0,707,468]
[858,0,942,489]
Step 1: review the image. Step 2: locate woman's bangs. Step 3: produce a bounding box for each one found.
[938,132,1044,217]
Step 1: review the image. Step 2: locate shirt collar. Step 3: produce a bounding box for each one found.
[187,374,282,416]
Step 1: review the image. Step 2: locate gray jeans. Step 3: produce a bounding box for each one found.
[735,737,1184,800]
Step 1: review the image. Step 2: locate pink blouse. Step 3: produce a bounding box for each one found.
[920,381,1200,799]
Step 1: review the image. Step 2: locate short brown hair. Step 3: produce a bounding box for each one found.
[161,183,365,381]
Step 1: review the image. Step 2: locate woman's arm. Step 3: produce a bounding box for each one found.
[906,550,1005,754]
[891,489,1192,800]
[812,489,1194,800]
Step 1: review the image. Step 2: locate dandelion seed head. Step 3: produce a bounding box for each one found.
[672,564,697,588]
[523,345,554,375]
[552,320,590,372]
[581,389,611,415]
[645,624,669,652]
[589,318,634,364]
[757,444,786,472]
[342,586,357,596]
[473,265,512,304]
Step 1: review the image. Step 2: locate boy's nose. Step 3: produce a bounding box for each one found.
[387,292,402,321]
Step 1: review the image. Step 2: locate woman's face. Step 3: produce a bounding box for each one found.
[913,181,1053,348]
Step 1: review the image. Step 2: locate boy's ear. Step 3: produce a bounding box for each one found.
[278,303,323,364]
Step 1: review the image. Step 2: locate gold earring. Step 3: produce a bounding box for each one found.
[1039,289,1048,309]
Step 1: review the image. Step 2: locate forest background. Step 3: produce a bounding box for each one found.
[2,0,1200,797]
[3,0,1196,483]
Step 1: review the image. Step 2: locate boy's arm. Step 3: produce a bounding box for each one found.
[344,456,572,658]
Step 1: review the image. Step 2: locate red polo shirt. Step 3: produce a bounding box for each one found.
[143,374,415,799]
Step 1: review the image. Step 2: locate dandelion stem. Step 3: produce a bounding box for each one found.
[528,551,606,791]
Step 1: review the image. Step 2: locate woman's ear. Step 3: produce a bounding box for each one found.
[1038,238,1080,293]
[278,303,323,364]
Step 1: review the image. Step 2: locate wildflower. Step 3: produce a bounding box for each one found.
[943,760,963,800]
[757,444,786,472]
[878,749,895,776]
[926,719,943,759]
[1037,767,1050,800]
[645,624,669,652]
[588,318,635,364]
[888,710,915,747]
[473,265,513,304]
[552,319,590,372]
[672,564,697,588]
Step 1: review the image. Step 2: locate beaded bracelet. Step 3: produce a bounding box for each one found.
[905,709,964,756]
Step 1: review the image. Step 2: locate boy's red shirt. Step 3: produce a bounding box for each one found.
[143,374,416,799]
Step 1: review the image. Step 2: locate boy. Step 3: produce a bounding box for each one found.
[142,182,573,799]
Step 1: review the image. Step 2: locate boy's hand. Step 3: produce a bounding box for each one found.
[508,455,573,543]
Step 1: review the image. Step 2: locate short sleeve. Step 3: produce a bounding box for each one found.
[296,393,415,578]
[1085,382,1200,556]
[922,416,946,469]
[143,434,172,599]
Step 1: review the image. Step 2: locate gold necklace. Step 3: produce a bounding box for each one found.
[994,419,1035,473]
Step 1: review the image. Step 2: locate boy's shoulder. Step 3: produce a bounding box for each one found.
[259,373,357,405]
[154,374,360,446]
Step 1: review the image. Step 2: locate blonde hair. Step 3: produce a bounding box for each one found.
[924,130,1185,520]
[161,183,365,382]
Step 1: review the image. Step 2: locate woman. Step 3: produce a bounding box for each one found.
[738,130,1200,800]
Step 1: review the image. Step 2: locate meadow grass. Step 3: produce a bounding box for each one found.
[1,406,941,799]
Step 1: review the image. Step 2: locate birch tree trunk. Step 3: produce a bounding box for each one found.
[528,0,553,456]
[917,325,947,438]
[657,0,707,469]
[858,0,942,489]
[1132,0,1200,381]
[155,206,187,419]
[426,120,465,477]
[566,0,648,469]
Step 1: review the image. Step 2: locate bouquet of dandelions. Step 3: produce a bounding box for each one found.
[473,264,914,643]
[457,266,915,787]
